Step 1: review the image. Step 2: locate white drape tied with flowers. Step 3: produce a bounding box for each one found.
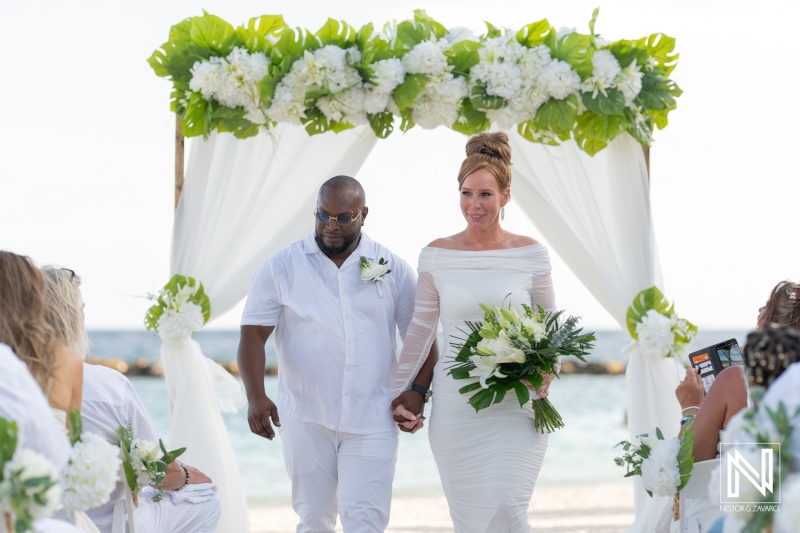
[507,132,683,532]
[160,124,377,533]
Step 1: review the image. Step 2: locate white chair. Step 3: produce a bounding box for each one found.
[110,464,136,533]
[678,458,720,533]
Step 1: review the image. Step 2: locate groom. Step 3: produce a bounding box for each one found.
[238,175,437,532]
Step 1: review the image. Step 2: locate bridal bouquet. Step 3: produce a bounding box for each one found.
[60,411,121,513]
[448,302,595,433]
[0,417,61,533]
[614,425,694,498]
[118,424,186,505]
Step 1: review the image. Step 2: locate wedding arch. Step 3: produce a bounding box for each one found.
[147,10,685,533]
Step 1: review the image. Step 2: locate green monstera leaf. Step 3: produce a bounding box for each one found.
[574,111,629,156]
[367,111,395,138]
[315,18,358,48]
[626,286,672,339]
[190,13,242,56]
[552,32,594,78]
[236,15,287,54]
[451,99,490,136]
[533,94,579,137]
[392,74,428,111]
[515,19,553,48]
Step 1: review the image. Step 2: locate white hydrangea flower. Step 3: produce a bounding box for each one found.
[267,45,364,125]
[539,59,581,100]
[402,39,450,77]
[156,301,205,345]
[189,47,271,124]
[580,49,622,98]
[774,474,800,532]
[363,58,405,114]
[640,437,681,497]
[520,316,547,343]
[61,433,122,512]
[617,59,644,106]
[635,310,675,359]
[129,439,162,487]
[2,448,62,520]
[411,74,467,129]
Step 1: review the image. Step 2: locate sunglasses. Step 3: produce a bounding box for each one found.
[314,208,364,227]
[62,268,76,281]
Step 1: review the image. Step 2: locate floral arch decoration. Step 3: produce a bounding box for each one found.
[148,9,680,156]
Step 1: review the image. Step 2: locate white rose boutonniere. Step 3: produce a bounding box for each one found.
[359,256,391,283]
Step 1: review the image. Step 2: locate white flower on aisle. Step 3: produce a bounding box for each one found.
[635,310,676,359]
[614,425,694,498]
[640,436,682,497]
[627,287,697,360]
[61,432,121,512]
[0,448,62,522]
[145,275,210,345]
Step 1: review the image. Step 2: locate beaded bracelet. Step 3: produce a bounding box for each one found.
[681,405,700,413]
[177,463,190,491]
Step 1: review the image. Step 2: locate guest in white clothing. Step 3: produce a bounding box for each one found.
[238,176,437,533]
[0,343,81,533]
[37,265,221,533]
[81,363,221,533]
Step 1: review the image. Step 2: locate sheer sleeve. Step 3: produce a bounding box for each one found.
[393,271,440,398]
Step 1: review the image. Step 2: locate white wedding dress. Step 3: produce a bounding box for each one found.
[395,245,556,533]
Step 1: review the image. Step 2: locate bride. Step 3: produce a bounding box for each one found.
[393,132,557,532]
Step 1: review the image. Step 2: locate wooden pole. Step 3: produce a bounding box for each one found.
[642,146,650,180]
[175,114,185,210]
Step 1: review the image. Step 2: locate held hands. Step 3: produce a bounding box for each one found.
[391,390,425,434]
[676,367,704,410]
[247,394,281,440]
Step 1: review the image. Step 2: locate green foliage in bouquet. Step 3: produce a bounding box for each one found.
[448,302,595,433]
[118,423,186,504]
[149,8,681,155]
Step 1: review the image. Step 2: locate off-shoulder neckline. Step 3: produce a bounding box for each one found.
[422,243,543,252]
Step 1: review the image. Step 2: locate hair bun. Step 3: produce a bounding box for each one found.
[465,132,512,165]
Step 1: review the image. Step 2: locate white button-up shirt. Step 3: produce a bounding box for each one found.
[241,232,417,434]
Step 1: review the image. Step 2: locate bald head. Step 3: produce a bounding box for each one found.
[318,176,366,207]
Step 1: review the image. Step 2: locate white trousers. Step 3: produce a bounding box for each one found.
[279,418,398,533]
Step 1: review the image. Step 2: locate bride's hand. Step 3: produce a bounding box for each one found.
[522,373,556,399]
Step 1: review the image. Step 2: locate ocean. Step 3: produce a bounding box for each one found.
[87,329,748,505]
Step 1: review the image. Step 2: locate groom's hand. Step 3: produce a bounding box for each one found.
[391,391,424,433]
[248,394,281,440]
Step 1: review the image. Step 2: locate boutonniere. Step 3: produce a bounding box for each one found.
[360,256,392,283]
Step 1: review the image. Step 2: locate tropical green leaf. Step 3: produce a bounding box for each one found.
[235,15,286,54]
[450,368,473,380]
[181,92,211,138]
[451,98,490,136]
[588,7,600,46]
[606,39,648,68]
[392,74,428,111]
[485,21,502,39]
[511,381,531,407]
[645,33,679,76]
[0,418,18,464]
[636,74,682,111]
[271,27,314,64]
[367,111,394,139]
[68,409,82,445]
[445,40,481,77]
[625,110,653,147]
[517,120,561,146]
[676,422,695,491]
[647,108,670,130]
[574,112,629,156]
[516,19,553,48]
[413,9,447,40]
[468,387,497,412]
[581,88,625,116]
[393,20,426,55]
[470,82,506,111]
[532,94,578,137]
[399,108,415,132]
[190,13,241,56]
[302,107,355,136]
[552,32,594,78]
[315,18,357,48]
[626,286,671,338]
[458,382,483,394]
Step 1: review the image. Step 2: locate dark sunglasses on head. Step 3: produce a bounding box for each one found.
[62,268,76,281]
[314,208,364,226]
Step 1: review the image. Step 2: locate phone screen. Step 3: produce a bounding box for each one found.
[716,341,743,369]
[691,352,716,393]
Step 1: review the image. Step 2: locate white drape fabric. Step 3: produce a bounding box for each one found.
[508,132,682,531]
[164,124,378,533]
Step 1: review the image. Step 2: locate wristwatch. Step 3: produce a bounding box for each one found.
[409,383,432,403]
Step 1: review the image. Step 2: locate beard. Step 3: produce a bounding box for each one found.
[315,230,359,256]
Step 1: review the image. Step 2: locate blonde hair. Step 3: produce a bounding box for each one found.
[41,266,87,358]
[457,132,513,190]
[0,251,58,393]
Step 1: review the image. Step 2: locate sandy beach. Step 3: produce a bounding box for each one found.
[249,482,635,533]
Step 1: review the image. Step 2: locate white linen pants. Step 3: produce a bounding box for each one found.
[120,487,220,533]
[279,417,398,533]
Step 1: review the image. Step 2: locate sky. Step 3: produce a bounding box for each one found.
[1,0,799,333]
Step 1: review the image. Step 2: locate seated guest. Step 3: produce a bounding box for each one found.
[0,252,83,418]
[676,281,800,460]
[0,343,82,533]
[39,266,221,533]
